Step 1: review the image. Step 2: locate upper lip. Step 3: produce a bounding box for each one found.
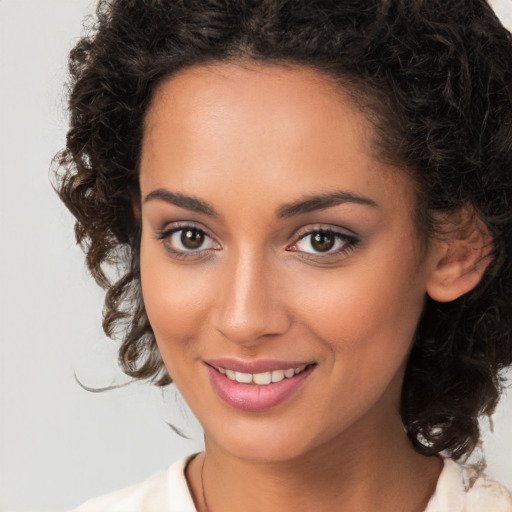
[204,358,315,374]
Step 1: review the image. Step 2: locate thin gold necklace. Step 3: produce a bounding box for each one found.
[201,455,211,512]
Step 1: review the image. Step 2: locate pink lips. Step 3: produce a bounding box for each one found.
[204,358,316,412]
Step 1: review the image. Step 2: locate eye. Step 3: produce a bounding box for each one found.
[287,228,359,260]
[176,228,207,249]
[305,231,338,252]
[157,225,220,259]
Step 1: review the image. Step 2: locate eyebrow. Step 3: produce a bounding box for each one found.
[143,188,378,218]
[144,189,218,216]
[276,191,378,218]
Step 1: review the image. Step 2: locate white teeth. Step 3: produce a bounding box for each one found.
[271,369,285,382]
[220,365,309,385]
[235,372,253,384]
[253,372,272,385]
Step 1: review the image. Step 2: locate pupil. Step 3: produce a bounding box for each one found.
[181,229,204,249]
[311,232,335,252]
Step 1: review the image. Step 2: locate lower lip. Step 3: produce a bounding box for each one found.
[205,364,315,412]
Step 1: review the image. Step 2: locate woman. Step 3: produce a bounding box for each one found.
[56,0,512,510]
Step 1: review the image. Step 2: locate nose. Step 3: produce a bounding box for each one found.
[213,249,291,346]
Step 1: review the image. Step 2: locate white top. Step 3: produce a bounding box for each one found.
[73,454,512,512]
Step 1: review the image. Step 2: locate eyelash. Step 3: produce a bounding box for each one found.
[156,224,219,260]
[287,227,359,262]
[155,224,359,262]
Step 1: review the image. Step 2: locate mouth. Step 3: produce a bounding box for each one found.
[204,359,317,411]
[207,363,312,385]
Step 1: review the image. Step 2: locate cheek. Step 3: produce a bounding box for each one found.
[140,244,211,350]
[291,248,426,360]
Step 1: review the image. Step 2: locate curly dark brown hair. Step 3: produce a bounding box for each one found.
[55,0,512,460]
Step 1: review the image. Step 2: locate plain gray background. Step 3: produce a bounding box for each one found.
[1,1,511,510]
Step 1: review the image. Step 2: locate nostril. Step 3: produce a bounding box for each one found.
[214,307,292,345]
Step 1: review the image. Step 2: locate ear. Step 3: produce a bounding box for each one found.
[132,197,142,222]
[426,208,493,303]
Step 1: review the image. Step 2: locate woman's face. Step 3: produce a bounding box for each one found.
[139,62,434,462]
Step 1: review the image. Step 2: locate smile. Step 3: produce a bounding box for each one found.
[205,360,316,411]
[216,365,308,385]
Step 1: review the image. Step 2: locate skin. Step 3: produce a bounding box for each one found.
[138,61,478,512]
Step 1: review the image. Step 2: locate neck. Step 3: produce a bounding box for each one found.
[187,414,442,512]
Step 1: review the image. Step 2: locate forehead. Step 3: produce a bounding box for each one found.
[142,61,367,165]
[140,61,415,221]
[147,61,349,125]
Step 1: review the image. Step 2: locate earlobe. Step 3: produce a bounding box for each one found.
[132,197,142,222]
[426,210,493,303]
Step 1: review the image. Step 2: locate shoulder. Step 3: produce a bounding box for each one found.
[72,454,199,512]
[425,458,512,512]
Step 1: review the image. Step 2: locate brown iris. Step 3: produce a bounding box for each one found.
[311,232,335,252]
[181,228,205,249]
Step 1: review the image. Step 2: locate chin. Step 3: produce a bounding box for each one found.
[203,418,328,464]
[222,438,310,463]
